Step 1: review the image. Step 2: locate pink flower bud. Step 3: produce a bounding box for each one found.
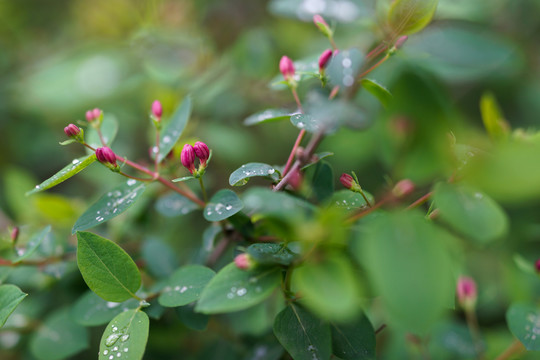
[340,173,355,189]
[457,276,477,311]
[85,110,94,122]
[96,146,117,166]
[193,141,210,167]
[392,179,415,198]
[152,100,163,118]
[313,14,329,29]
[234,253,254,271]
[536,258,540,273]
[92,108,102,120]
[395,35,408,49]
[64,124,81,138]
[319,49,333,72]
[181,144,196,174]
[10,227,19,243]
[279,56,295,81]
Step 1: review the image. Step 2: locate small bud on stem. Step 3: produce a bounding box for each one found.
[96,146,120,172]
[234,253,254,271]
[10,227,19,244]
[181,144,196,174]
[193,141,210,168]
[457,276,477,312]
[151,100,163,119]
[392,179,415,198]
[318,49,333,74]
[279,56,296,84]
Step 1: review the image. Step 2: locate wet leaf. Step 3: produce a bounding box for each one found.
[155,192,199,217]
[0,284,27,327]
[13,225,51,263]
[506,303,540,351]
[158,265,216,307]
[229,163,279,186]
[246,243,298,266]
[99,309,149,360]
[203,189,244,222]
[244,108,292,126]
[326,49,363,89]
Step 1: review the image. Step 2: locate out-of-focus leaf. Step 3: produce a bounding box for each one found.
[0,284,27,327]
[158,265,215,307]
[141,239,179,278]
[71,291,139,326]
[26,155,96,195]
[301,152,334,170]
[387,0,438,35]
[331,312,376,360]
[229,163,279,186]
[244,109,292,126]
[86,114,119,149]
[506,303,540,351]
[246,243,298,266]
[268,0,371,23]
[429,320,480,358]
[326,49,363,89]
[329,190,373,212]
[480,92,509,140]
[307,161,334,202]
[242,187,314,221]
[13,226,51,263]
[72,180,146,233]
[98,310,149,360]
[155,192,199,217]
[157,96,191,162]
[176,303,209,331]
[204,189,244,222]
[361,79,392,107]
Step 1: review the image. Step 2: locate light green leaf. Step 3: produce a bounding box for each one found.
[273,303,331,360]
[388,0,438,35]
[26,155,97,195]
[157,95,192,162]
[242,187,314,221]
[13,225,51,263]
[158,265,215,307]
[196,263,281,314]
[99,310,149,360]
[86,114,119,149]
[506,303,540,351]
[229,163,279,186]
[30,308,89,360]
[361,79,392,107]
[480,92,509,140]
[329,190,373,212]
[72,291,140,326]
[244,109,292,126]
[76,231,141,302]
[0,284,27,327]
[203,189,244,222]
[72,180,146,233]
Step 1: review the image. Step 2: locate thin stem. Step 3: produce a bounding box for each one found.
[346,199,386,223]
[291,87,303,113]
[156,177,205,207]
[357,53,390,79]
[494,339,525,360]
[329,36,338,51]
[358,190,372,207]
[154,129,160,174]
[206,237,231,267]
[465,309,485,360]
[282,129,306,176]
[375,324,387,335]
[407,192,433,210]
[365,43,388,62]
[96,128,107,146]
[198,176,208,203]
[118,171,154,182]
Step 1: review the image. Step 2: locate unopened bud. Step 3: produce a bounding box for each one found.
[392,179,415,198]
[313,14,333,38]
[85,110,94,122]
[193,141,210,167]
[152,100,163,119]
[340,173,362,192]
[234,253,254,271]
[535,258,540,273]
[394,35,408,49]
[457,276,477,311]
[92,108,102,120]
[318,49,333,72]
[96,146,118,169]
[64,124,81,138]
[181,144,196,174]
[10,227,19,243]
[288,169,303,191]
[279,56,295,82]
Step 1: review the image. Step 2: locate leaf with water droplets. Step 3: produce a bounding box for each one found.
[326,48,363,89]
[30,308,89,360]
[72,180,146,233]
[195,263,281,314]
[506,303,540,350]
[433,182,508,244]
[204,189,244,222]
[244,108,292,126]
[273,303,332,360]
[76,231,141,302]
[71,291,140,326]
[361,78,392,107]
[13,225,51,263]
[0,284,27,327]
[330,190,373,212]
[158,265,216,307]
[26,154,97,195]
[86,114,119,149]
[99,309,149,360]
[291,114,322,133]
[229,163,279,186]
[155,192,199,217]
[157,95,192,162]
[330,312,376,360]
[246,243,298,266]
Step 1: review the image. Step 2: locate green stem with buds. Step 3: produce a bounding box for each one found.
[198,176,208,203]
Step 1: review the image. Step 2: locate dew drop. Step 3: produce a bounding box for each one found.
[109,356,114,360]
[163,135,171,144]
[343,75,354,87]
[96,216,105,222]
[106,302,120,309]
[236,288,247,296]
[227,293,234,299]
[117,353,122,358]
[474,193,483,199]
[120,334,130,342]
[297,122,305,128]
[342,58,352,68]
[268,169,275,174]
[124,348,129,352]
[225,205,233,211]
[105,334,120,347]
[104,350,109,355]
[113,346,118,351]
[127,179,136,186]
[180,286,188,293]
[72,159,81,164]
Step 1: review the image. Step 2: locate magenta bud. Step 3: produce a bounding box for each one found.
[535,259,540,273]
[96,146,117,166]
[10,227,19,243]
[92,108,102,120]
[288,169,303,190]
[279,56,295,81]
[64,124,81,138]
[392,179,415,198]
[234,253,254,271]
[313,14,329,29]
[319,49,333,71]
[85,110,94,122]
[457,276,477,311]
[152,100,163,119]
[193,141,210,167]
[340,173,355,189]
[395,35,408,49]
[181,144,196,174]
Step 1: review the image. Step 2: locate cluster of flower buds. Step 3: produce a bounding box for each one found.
[63,123,84,143]
[181,141,210,176]
[234,253,255,271]
[85,108,103,123]
[150,100,163,129]
[456,276,477,312]
[96,146,120,172]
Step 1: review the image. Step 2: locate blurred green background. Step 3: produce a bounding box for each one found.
[1,0,540,359]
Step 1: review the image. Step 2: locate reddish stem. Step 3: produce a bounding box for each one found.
[407,192,433,210]
[282,129,306,176]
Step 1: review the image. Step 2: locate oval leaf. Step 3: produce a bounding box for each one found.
[0,284,27,327]
[204,189,244,222]
[246,243,298,266]
[158,265,216,307]
[244,109,292,126]
[330,190,373,212]
[195,263,281,314]
[291,114,324,133]
[86,114,119,149]
[157,96,192,162]
[72,291,139,326]
[506,303,540,351]
[13,225,51,263]
[76,231,141,302]
[361,79,392,107]
[72,180,146,233]
[176,303,209,331]
[273,303,332,360]
[27,154,96,195]
[326,48,363,88]
[99,309,149,360]
[229,163,279,186]
[433,182,508,244]
[388,0,438,35]
[155,192,199,217]
[480,92,509,140]
[331,312,376,360]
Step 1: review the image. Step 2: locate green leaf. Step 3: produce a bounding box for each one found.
[307,161,334,203]
[155,192,199,217]
[506,303,540,351]
[331,312,376,360]
[301,152,334,171]
[141,239,179,278]
[30,308,89,360]
[513,254,537,276]
[244,108,292,126]
[0,284,27,327]
[26,154,97,195]
[354,211,455,334]
[293,256,362,322]
[99,309,149,360]
[195,263,281,314]
[86,114,119,149]
[388,0,438,35]
[72,180,146,233]
[72,291,139,326]
[273,303,332,360]
[480,92,509,140]
[59,139,77,146]
[157,95,192,162]
[158,265,215,307]
[243,187,314,221]
[326,48,363,89]
[246,243,298,266]
[76,231,141,302]
[204,189,244,222]
[269,56,320,91]
[291,114,323,133]
[229,163,279,186]
[13,225,51,263]
[329,190,373,212]
[433,182,508,244]
[429,320,480,358]
[176,303,209,331]
[361,79,392,107]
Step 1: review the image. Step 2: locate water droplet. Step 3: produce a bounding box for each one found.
[127,179,136,186]
[103,350,109,355]
[151,146,158,154]
[268,169,275,174]
[297,122,305,128]
[121,334,130,342]
[163,135,171,144]
[225,205,233,211]
[474,193,483,199]
[109,356,114,360]
[113,346,118,351]
[106,302,120,308]
[105,333,120,346]
[342,58,352,68]
[96,216,105,222]
[180,286,188,293]
[72,159,81,164]
[343,75,354,87]
[112,326,118,331]
[236,288,247,296]
[124,348,129,352]
[227,293,234,299]
[117,352,122,358]
[113,190,122,197]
